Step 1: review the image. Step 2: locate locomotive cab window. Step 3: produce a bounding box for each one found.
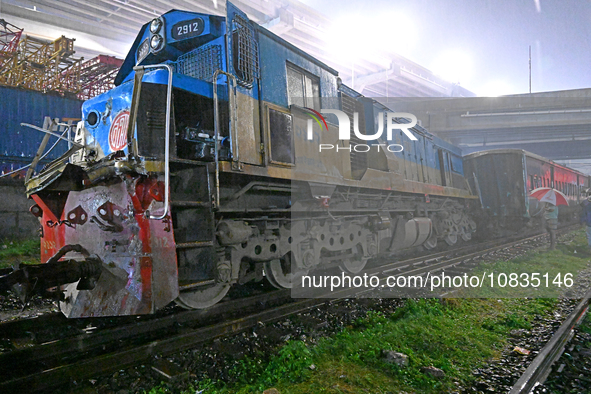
[286,64,320,110]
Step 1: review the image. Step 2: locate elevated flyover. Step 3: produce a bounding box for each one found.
[387,89,591,173]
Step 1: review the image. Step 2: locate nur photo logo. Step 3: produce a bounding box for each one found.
[304,109,419,152]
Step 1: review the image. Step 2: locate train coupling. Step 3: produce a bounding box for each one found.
[0,244,103,303]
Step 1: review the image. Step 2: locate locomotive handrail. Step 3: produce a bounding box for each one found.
[213,69,238,208]
[132,64,173,221]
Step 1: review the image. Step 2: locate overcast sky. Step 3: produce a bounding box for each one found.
[299,0,591,96]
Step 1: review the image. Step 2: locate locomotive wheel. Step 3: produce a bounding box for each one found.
[175,283,231,309]
[339,245,368,274]
[423,233,438,250]
[444,232,458,246]
[265,255,307,289]
[460,228,472,242]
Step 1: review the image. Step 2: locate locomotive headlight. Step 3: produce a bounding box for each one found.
[150,35,163,50]
[86,110,99,128]
[150,18,162,34]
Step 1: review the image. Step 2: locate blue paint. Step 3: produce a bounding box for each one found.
[82,81,134,156]
[141,69,227,99]
[84,68,232,156]
[116,11,226,86]
[357,97,465,177]
[0,86,82,171]
[86,4,468,186]
[258,31,338,109]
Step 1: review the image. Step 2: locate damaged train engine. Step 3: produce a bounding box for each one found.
[1,3,477,317]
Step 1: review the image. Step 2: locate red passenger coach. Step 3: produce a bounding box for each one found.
[464,149,590,235]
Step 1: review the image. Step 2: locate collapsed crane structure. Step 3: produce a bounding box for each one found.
[74,55,124,100]
[0,19,122,99]
[0,19,23,69]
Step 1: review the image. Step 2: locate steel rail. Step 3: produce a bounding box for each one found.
[0,225,575,338]
[0,296,319,393]
[0,224,555,338]
[0,225,579,392]
[349,225,576,300]
[0,289,292,378]
[509,290,591,394]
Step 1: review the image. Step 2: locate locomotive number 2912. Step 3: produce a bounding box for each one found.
[171,18,204,40]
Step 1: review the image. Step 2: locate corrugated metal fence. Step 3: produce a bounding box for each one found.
[0,86,82,174]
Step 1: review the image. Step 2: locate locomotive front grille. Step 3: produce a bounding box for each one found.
[176,44,222,82]
[136,83,168,158]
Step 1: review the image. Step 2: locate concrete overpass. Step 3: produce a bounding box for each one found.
[387,89,591,174]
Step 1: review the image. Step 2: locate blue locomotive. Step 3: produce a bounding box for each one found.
[2,3,479,317]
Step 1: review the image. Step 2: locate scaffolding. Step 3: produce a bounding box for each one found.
[2,35,82,92]
[0,20,121,99]
[0,19,23,70]
[75,55,123,100]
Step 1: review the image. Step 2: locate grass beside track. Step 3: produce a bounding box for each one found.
[0,238,39,269]
[460,229,591,298]
[147,229,591,394]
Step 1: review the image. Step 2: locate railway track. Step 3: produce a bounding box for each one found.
[0,226,549,342]
[509,290,591,394]
[0,225,579,392]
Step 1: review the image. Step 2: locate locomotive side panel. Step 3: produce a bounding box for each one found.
[257,27,347,181]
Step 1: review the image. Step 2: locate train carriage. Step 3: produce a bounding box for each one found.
[464,149,590,234]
